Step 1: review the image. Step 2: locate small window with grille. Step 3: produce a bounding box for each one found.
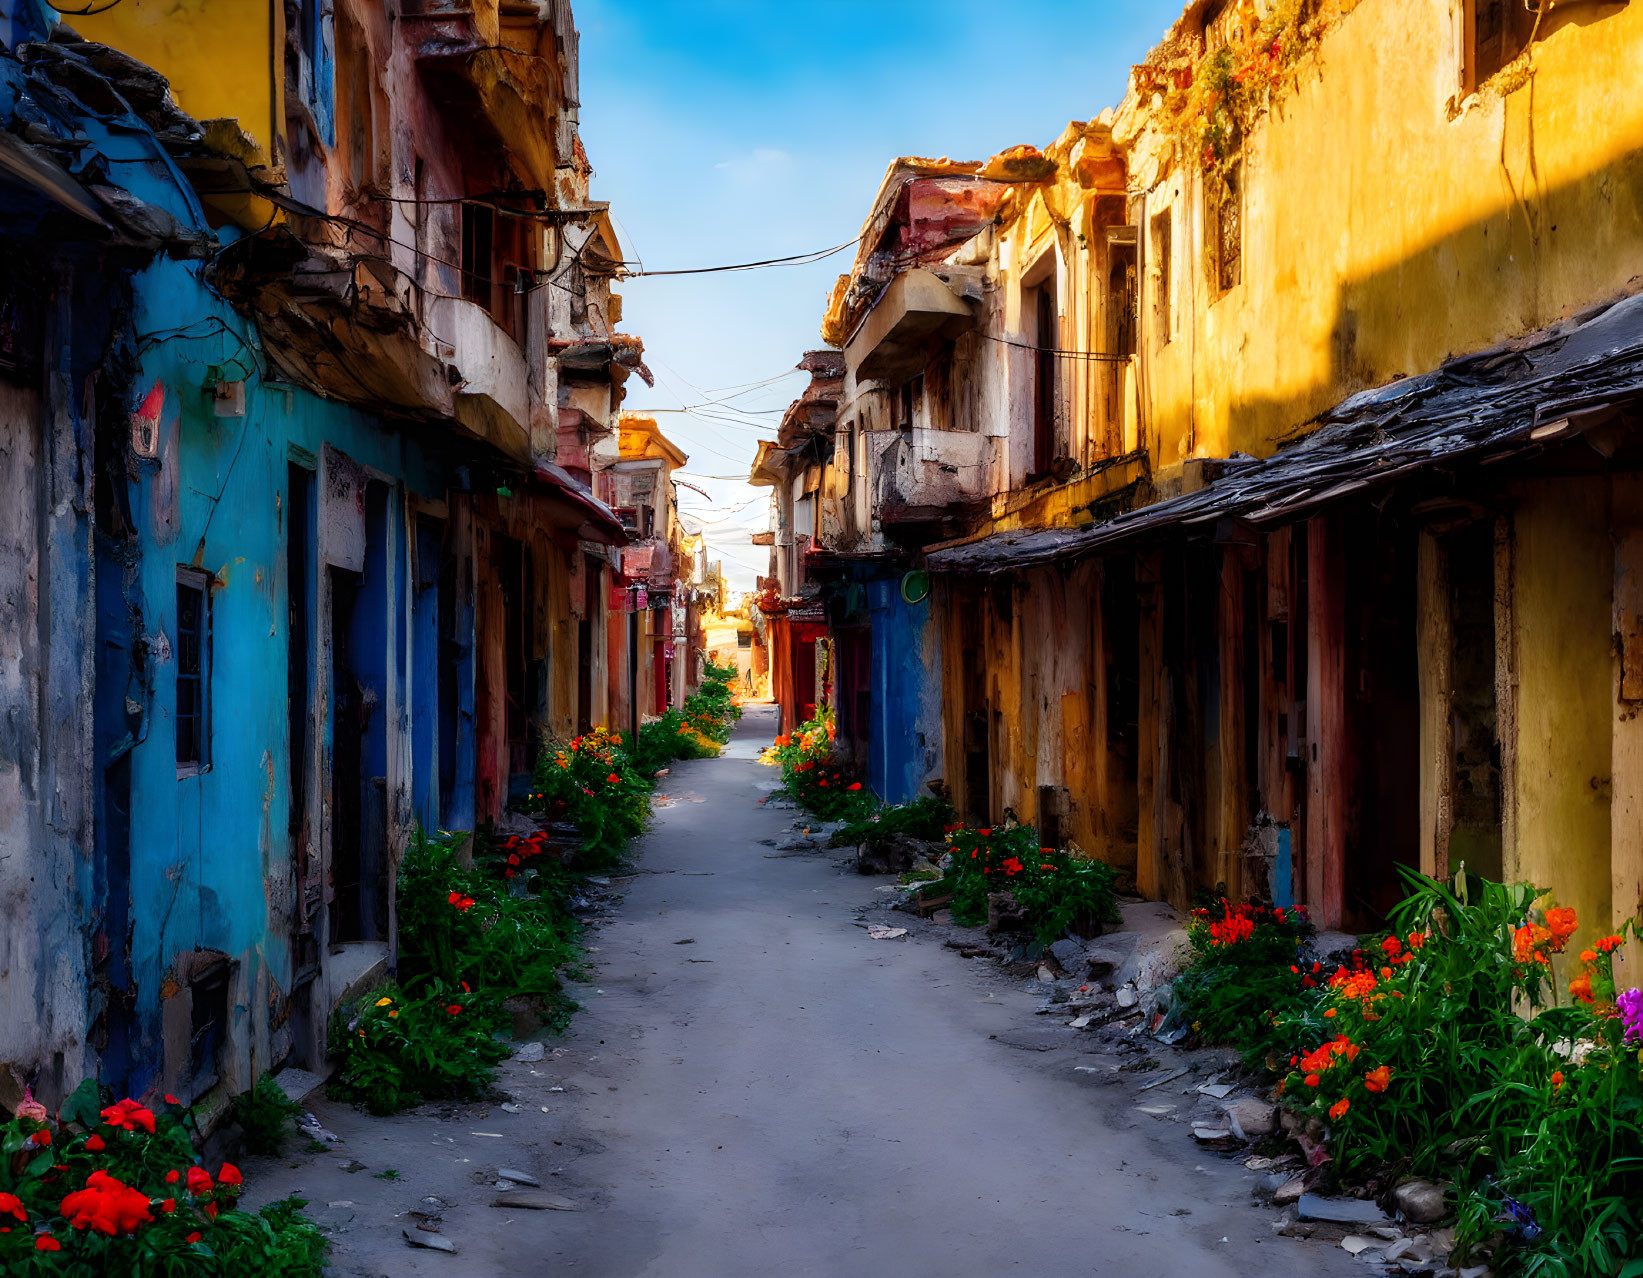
[1206,163,1242,296]
[175,568,212,774]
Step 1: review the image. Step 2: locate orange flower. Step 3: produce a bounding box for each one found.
[1545,906,1578,950]
[1551,1069,1565,1092]
[1407,931,1426,950]
[1580,949,1598,964]
[1328,1098,1350,1121]
[1304,1074,1321,1088]
[1569,974,1594,1004]
[1381,935,1402,958]
[1513,924,1553,965]
[1323,1008,1337,1018]
[1364,1066,1391,1093]
[1597,934,1625,953]
[606,773,622,784]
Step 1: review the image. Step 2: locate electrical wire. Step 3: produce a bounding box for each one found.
[620,238,857,278]
[48,0,124,12]
[979,331,1132,363]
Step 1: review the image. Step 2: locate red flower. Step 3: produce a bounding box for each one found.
[29,1130,50,1147]
[847,783,862,791]
[606,773,622,784]
[447,891,475,911]
[99,1099,155,1134]
[977,829,992,837]
[1328,1098,1350,1121]
[164,1093,180,1105]
[1551,1069,1566,1093]
[1364,1066,1391,1093]
[160,1198,176,1214]
[61,1171,152,1236]
[218,1163,242,1187]
[186,1167,213,1196]
[35,1236,59,1251]
[447,1004,462,1016]
[1381,935,1401,958]
[84,1135,105,1152]
[186,1231,203,1244]
[165,1170,180,1185]
[1545,906,1578,951]
[505,869,517,878]
[0,1193,24,1223]
[1304,1074,1321,1088]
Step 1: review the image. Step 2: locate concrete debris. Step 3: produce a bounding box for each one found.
[1224,1098,1278,1140]
[296,1111,340,1144]
[1048,938,1085,969]
[1392,1178,1452,1223]
[1197,1082,1234,1099]
[403,1229,457,1252]
[499,1103,522,1114]
[497,1168,540,1187]
[1273,1176,1306,1205]
[1115,985,1139,1008]
[1191,1124,1233,1142]
[1138,1067,1190,1091]
[491,1190,579,1211]
[512,1041,547,1063]
[272,1067,326,1104]
[1296,1193,1390,1225]
[1341,1235,1384,1256]
[866,926,908,940]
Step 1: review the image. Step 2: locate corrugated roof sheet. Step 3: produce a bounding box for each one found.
[929,291,1643,573]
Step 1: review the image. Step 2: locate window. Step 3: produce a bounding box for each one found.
[1206,162,1242,294]
[461,202,496,308]
[1027,276,1058,478]
[176,569,212,773]
[1151,209,1173,344]
[1465,0,1541,90]
[895,375,922,435]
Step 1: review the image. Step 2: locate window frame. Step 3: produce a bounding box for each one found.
[175,567,213,776]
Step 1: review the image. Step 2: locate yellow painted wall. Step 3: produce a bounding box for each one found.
[75,0,280,169]
[1130,0,1643,467]
[1507,476,1613,959]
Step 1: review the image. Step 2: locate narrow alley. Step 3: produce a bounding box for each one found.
[6,0,1643,1273]
[246,707,1362,1277]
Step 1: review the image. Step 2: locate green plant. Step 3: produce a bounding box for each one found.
[525,727,652,867]
[1171,898,1315,1062]
[230,1075,299,1157]
[330,828,581,1114]
[763,710,877,822]
[832,795,957,850]
[0,1081,326,1274]
[939,824,1119,945]
[1248,867,1643,1277]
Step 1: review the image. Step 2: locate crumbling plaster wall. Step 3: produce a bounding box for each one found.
[1119,0,1643,470]
[0,374,95,1109]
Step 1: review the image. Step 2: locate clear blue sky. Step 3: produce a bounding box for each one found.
[574,0,1185,588]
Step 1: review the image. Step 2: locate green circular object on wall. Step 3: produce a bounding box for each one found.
[900,571,931,604]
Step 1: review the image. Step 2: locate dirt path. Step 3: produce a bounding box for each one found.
[247,705,1362,1277]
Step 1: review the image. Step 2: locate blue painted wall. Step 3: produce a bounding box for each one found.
[865,577,942,805]
[109,245,454,1094]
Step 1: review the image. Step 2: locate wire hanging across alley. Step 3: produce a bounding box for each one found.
[978,331,1133,363]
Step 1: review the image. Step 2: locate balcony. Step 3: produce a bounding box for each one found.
[845,268,977,384]
[874,428,992,523]
[427,293,531,462]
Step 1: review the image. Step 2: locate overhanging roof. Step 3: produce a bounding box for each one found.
[929,291,1643,573]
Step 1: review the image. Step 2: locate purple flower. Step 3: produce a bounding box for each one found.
[1618,987,1643,1046]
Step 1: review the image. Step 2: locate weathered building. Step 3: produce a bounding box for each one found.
[0,0,644,1114]
[602,413,688,735]
[783,0,1643,946]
